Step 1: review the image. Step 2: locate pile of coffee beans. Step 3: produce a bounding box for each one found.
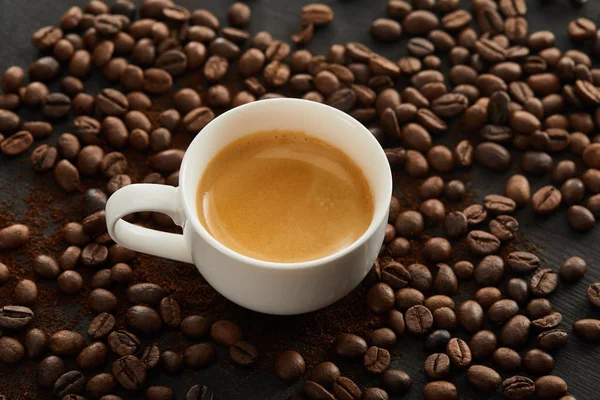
[1,0,600,398]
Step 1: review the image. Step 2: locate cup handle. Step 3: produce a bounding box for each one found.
[105,184,193,264]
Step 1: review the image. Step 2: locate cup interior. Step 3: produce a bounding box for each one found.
[180,98,392,267]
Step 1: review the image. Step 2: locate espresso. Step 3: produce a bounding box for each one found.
[196,130,374,263]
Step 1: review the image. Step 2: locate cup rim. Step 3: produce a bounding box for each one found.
[179,98,392,270]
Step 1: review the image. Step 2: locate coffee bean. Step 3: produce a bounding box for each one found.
[467,230,501,255]
[568,205,595,232]
[274,349,305,381]
[37,355,66,388]
[126,305,162,335]
[381,261,410,289]
[488,299,519,326]
[475,287,503,309]
[559,256,586,283]
[493,348,522,372]
[425,330,451,353]
[406,263,432,293]
[503,376,535,399]
[474,142,511,171]
[2,130,32,157]
[126,282,166,305]
[49,330,85,356]
[425,298,455,316]
[54,370,85,398]
[108,329,140,356]
[467,365,502,392]
[159,297,181,328]
[457,300,484,333]
[0,305,33,330]
[371,18,402,42]
[505,174,530,207]
[424,353,450,380]
[446,337,471,368]
[535,376,568,400]
[506,251,539,274]
[510,279,530,305]
[489,215,519,241]
[303,381,335,400]
[113,355,146,390]
[332,376,361,399]
[423,381,457,400]
[363,346,390,374]
[523,349,555,375]
[367,282,395,314]
[529,269,558,297]
[334,333,367,359]
[474,255,505,286]
[30,144,58,172]
[403,10,439,35]
[405,305,433,335]
[484,195,516,215]
[157,350,183,375]
[500,315,531,348]
[13,279,37,305]
[185,384,214,400]
[527,298,553,320]
[76,342,108,370]
[180,315,210,339]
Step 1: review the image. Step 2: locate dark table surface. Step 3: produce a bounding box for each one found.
[2,0,600,399]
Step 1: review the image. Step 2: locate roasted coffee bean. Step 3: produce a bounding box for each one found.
[420,201,446,224]
[425,330,452,353]
[489,215,518,241]
[210,320,242,346]
[0,305,33,330]
[57,270,83,294]
[493,348,522,371]
[49,330,85,356]
[13,279,37,305]
[474,255,505,286]
[54,370,85,398]
[185,384,214,400]
[108,330,141,356]
[464,205,487,226]
[274,350,305,381]
[467,230,501,255]
[475,287,503,309]
[371,18,402,42]
[140,344,160,370]
[332,376,361,399]
[475,142,511,171]
[303,380,335,400]
[484,195,516,215]
[505,175,530,207]
[363,346,390,374]
[560,256,586,283]
[367,282,395,314]
[527,298,553,320]
[89,288,117,312]
[159,297,181,327]
[506,278,529,304]
[467,365,502,392]
[503,376,535,399]
[403,10,439,35]
[506,251,539,274]
[180,315,209,339]
[76,342,108,370]
[424,353,450,379]
[334,333,367,359]
[536,329,568,352]
[457,300,484,333]
[446,338,471,368]
[530,269,558,297]
[37,355,66,388]
[159,350,183,375]
[406,264,432,293]
[568,205,595,232]
[126,305,162,335]
[535,376,568,399]
[126,282,165,305]
[500,315,531,348]
[381,261,410,289]
[88,313,115,339]
[112,355,146,390]
[423,381,457,400]
[532,312,562,330]
[405,305,433,335]
[488,299,519,325]
[1,131,33,156]
[308,361,340,387]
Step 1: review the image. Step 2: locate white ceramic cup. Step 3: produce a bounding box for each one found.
[105,98,392,315]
